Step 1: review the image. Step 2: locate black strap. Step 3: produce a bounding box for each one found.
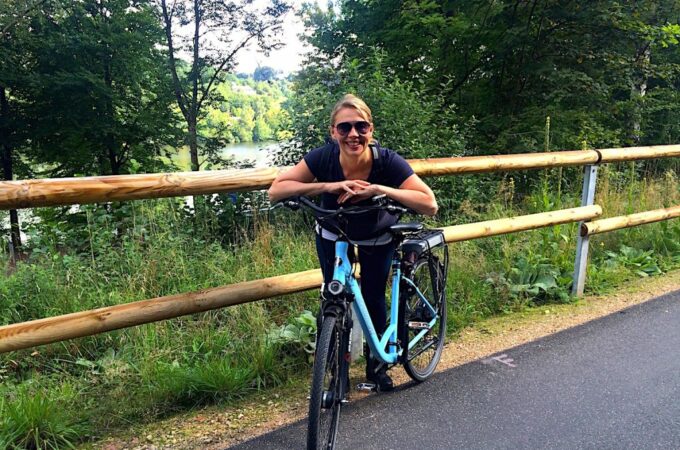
[369,142,383,179]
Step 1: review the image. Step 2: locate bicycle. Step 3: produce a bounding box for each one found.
[280,195,449,450]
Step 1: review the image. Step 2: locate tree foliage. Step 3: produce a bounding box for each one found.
[298,0,680,153]
[160,0,290,170]
[253,66,279,82]
[203,73,290,146]
[2,0,180,177]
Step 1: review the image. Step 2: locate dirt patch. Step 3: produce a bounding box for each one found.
[90,270,680,450]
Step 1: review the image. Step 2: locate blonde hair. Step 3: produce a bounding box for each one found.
[330,94,373,125]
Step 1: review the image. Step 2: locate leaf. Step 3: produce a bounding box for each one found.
[532,282,550,292]
[74,358,97,369]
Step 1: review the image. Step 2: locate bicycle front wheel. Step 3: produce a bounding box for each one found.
[399,255,447,382]
[307,315,342,450]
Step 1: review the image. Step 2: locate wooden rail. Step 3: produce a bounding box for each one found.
[1,144,679,353]
[2,144,679,210]
[0,269,323,353]
[443,205,602,243]
[581,205,680,236]
[0,205,602,353]
[0,167,280,210]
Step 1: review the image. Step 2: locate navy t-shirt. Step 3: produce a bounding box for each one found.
[303,141,414,239]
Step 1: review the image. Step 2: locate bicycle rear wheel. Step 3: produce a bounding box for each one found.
[399,255,447,382]
[307,315,342,450]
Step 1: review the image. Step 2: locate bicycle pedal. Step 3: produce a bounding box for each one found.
[356,382,376,392]
[408,321,430,330]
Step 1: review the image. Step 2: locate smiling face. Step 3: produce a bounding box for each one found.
[331,107,374,158]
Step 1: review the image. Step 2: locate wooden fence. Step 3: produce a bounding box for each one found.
[1,144,679,353]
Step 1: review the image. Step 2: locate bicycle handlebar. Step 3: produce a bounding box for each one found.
[281,194,412,218]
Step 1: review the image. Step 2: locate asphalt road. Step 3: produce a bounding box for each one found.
[231,289,680,449]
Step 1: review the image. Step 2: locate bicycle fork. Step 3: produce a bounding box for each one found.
[320,296,353,404]
[339,319,352,403]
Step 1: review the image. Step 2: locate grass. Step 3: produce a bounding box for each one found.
[1,168,679,448]
[0,382,87,449]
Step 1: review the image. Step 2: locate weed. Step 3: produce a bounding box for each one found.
[486,255,572,305]
[0,382,87,449]
[267,309,317,356]
[603,245,663,277]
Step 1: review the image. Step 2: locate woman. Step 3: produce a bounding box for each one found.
[268,94,438,391]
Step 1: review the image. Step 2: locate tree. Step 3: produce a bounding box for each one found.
[0,0,48,252]
[299,0,680,153]
[28,0,180,177]
[253,65,278,82]
[1,0,180,253]
[159,0,290,171]
[0,68,24,252]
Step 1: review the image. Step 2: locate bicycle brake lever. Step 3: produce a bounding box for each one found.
[387,204,409,214]
[282,199,300,210]
[371,194,387,205]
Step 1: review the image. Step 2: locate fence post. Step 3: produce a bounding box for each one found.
[572,164,599,297]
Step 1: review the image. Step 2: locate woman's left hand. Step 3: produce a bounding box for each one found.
[337,183,383,204]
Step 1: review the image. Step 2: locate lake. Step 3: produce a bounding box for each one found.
[173,141,280,170]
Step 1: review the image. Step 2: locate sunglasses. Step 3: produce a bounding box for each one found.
[334,120,371,136]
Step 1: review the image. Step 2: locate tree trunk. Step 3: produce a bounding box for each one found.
[189,0,201,173]
[102,24,120,176]
[188,115,199,171]
[1,148,21,251]
[0,86,22,251]
[630,44,650,145]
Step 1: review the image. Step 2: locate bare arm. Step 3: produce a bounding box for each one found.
[267,160,371,203]
[338,174,438,216]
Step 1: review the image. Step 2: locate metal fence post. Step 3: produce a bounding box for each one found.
[572,164,599,297]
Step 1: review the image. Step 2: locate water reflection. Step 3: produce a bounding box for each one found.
[173,141,279,170]
[174,141,280,210]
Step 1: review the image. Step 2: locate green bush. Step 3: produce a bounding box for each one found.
[486,255,572,305]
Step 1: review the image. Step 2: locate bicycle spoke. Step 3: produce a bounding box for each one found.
[408,336,438,361]
[308,316,343,450]
[400,255,447,382]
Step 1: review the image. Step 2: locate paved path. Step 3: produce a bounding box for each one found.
[231,290,680,449]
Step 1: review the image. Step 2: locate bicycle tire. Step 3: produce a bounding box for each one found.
[307,315,342,450]
[399,255,447,382]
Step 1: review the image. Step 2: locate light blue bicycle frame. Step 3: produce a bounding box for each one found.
[331,240,439,364]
